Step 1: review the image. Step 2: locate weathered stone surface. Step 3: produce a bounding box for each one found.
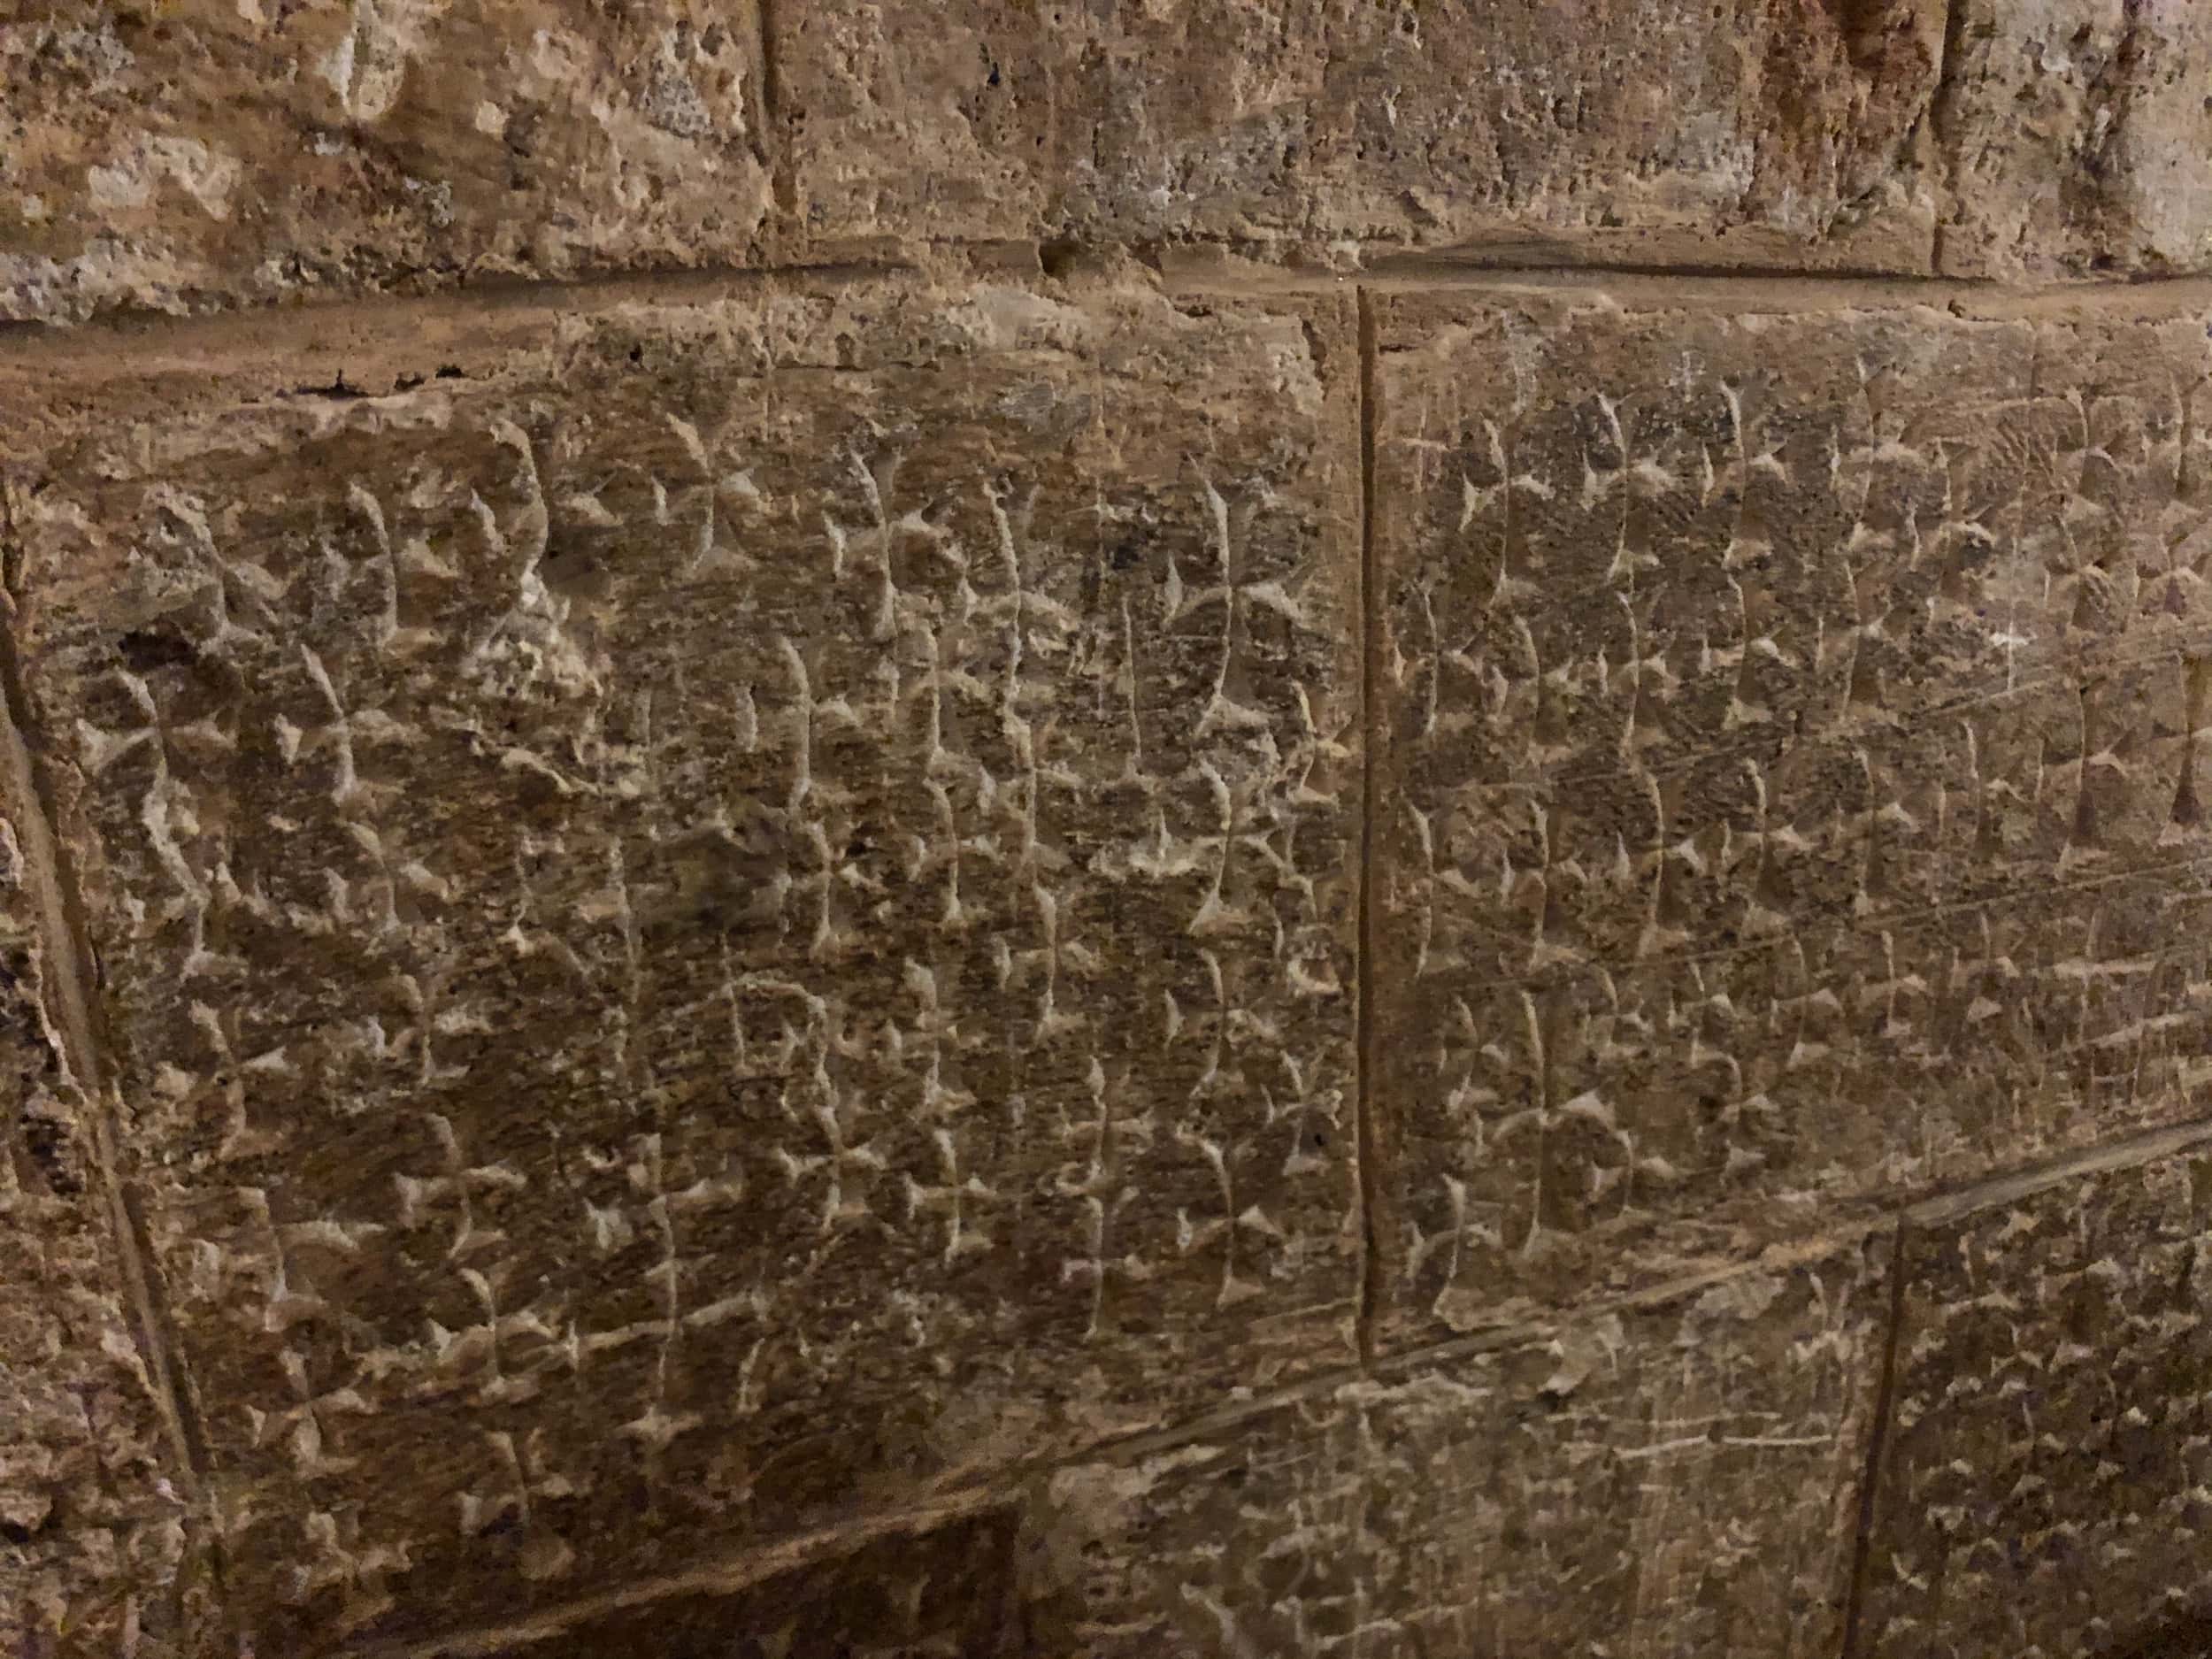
[1033,1244,1886,1657]
[1856,1130,2212,1658]
[1939,1,2212,279]
[6,273,1363,1647]
[0,714,195,1652]
[780,1,1942,270]
[0,1,771,321]
[1373,288,2212,1340]
[456,1507,1022,1658]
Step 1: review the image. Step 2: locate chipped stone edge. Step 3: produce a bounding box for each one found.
[0,488,214,1597]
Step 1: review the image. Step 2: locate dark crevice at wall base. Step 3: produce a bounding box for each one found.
[2101,1612,2212,1659]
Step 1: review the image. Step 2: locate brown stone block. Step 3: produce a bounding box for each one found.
[1033,1242,1888,1658]
[0,1,772,321]
[778,1,1943,271]
[1939,2,2212,279]
[433,1506,1023,1658]
[0,718,200,1652]
[1372,288,2212,1342]
[1855,1129,2212,1657]
[4,272,1363,1648]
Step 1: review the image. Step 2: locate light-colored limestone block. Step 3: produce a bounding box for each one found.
[780,0,1943,271]
[1939,0,2212,278]
[0,1,772,320]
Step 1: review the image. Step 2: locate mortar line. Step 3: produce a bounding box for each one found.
[1905,1112,2212,1225]
[1353,285,1384,1368]
[356,1221,1893,1658]
[1351,255,1936,285]
[1839,1215,1911,1659]
[0,485,209,1498]
[0,258,918,376]
[357,1098,2212,1659]
[8,250,2212,372]
[1160,265,2212,316]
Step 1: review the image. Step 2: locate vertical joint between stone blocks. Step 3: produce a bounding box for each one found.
[1354,288,1385,1369]
[1927,0,1970,275]
[1840,1215,1912,1659]
[757,0,797,222]
[0,480,211,1498]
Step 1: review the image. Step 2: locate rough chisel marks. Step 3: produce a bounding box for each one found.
[1856,1146,2212,1658]
[1371,293,2212,1342]
[0,0,772,321]
[778,0,1943,268]
[0,747,197,1655]
[5,275,1362,1648]
[1033,1244,1888,1658]
[1938,1,2212,278]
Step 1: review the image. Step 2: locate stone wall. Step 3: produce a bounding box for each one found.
[4,4,2212,1655]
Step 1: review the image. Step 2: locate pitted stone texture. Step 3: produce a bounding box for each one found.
[1033,1247,1886,1658]
[462,1509,1022,1658]
[1373,291,2212,1341]
[0,779,193,1655]
[8,274,1363,1648]
[1857,1139,2212,1658]
[780,0,1942,270]
[1939,1,2212,279]
[0,1,770,321]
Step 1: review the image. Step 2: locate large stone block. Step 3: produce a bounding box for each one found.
[447,1506,1025,1658]
[1033,1243,1888,1658]
[1855,1128,2212,1657]
[1372,287,2212,1341]
[4,271,1363,1647]
[779,0,1943,270]
[0,1,771,321]
[0,710,196,1654]
[1939,1,2212,278]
